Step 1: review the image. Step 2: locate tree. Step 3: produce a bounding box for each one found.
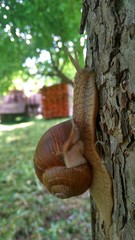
[0,0,84,94]
[86,0,135,239]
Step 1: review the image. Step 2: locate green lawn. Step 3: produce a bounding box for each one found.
[0,118,92,240]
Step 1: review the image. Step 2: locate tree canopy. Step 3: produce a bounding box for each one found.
[0,0,84,94]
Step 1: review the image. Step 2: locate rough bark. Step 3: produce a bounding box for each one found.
[86,0,135,239]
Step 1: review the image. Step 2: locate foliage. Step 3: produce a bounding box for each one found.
[0,0,84,94]
[0,118,92,240]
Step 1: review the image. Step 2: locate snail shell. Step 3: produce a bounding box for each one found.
[34,120,92,198]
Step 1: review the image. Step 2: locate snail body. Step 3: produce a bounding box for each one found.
[34,50,113,229]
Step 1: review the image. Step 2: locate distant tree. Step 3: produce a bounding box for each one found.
[0,0,84,93]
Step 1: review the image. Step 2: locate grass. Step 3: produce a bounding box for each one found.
[0,118,92,240]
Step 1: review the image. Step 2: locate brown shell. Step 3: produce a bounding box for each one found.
[34,119,92,198]
[34,120,73,180]
[43,165,92,198]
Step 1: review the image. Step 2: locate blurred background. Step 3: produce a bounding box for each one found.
[0,1,91,239]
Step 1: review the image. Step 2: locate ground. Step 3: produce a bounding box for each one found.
[0,118,91,240]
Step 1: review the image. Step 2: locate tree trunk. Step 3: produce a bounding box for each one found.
[86,0,135,239]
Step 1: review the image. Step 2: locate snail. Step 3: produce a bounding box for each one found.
[34,49,113,229]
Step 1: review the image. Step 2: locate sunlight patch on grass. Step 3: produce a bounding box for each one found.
[0,121,34,132]
[5,135,22,143]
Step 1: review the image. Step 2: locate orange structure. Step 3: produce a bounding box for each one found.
[40,83,73,119]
